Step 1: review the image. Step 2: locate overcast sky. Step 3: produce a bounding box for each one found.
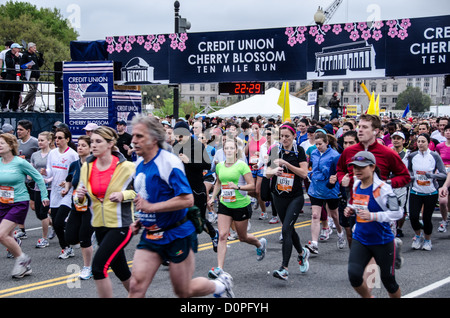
[24,0,450,41]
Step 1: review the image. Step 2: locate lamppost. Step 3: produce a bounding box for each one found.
[172,1,191,121]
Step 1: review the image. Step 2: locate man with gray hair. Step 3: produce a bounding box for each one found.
[1,123,14,134]
[128,114,234,298]
[19,42,44,112]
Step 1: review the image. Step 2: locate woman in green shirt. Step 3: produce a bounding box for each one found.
[207,137,267,279]
[0,133,49,278]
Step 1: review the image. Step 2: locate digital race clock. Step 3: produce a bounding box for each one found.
[218,82,265,95]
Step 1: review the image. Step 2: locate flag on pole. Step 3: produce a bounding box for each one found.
[402,104,410,118]
[366,92,376,115]
[278,82,290,122]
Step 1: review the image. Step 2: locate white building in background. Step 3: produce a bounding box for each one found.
[180,76,448,114]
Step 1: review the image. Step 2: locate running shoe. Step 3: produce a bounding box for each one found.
[212,229,219,253]
[269,216,279,224]
[438,220,448,233]
[207,211,218,224]
[227,230,238,241]
[394,237,404,269]
[298,247,310,273]
[256,238,267,261]
[14,230,27,239]
[319,227,332,241]
[337,232,346,249]
[48,226,56,240]
[58,247,75,259]
[259,212,267,220]
[328,217,336,229]
[305,241,319,254]
[273,267,289,281]
[11,253,32,278]
[422,239,432,251]
[214,272,234,298]
[36,238,49,248]
[208,266,224,279]
[411,234,424,250]
[79,266,92,280]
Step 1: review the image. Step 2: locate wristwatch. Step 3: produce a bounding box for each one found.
[238,186,241,190]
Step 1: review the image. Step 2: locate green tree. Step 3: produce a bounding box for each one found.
[395,86,432,113]
[0,1,78,80]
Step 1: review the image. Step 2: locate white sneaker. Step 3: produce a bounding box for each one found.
[11,254,32,278]
[411,234,424,250]
[438,220,448,233]
[214,272,234,298]
[337,232,346,249]
[58,247,75,259]
[319,227,332,241]
[422,239,432,251]
[79,266,92,280]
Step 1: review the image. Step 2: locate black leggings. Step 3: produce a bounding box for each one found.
[92,226,133,281]
[50,205,71,249]
[272,194,304,268]
[409,193,438,236]
[193,188,216,238]
[348,239,399,294]
[65,208,94,248]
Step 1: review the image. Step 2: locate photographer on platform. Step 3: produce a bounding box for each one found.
[19,42,44,112]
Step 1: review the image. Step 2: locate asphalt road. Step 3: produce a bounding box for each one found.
[1,200,449,304]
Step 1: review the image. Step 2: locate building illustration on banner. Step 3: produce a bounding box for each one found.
[69,82,109,122]
[308,40,385,79]
[119,57,155,85]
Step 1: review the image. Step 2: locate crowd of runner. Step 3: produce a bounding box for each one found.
[0,112,449,298]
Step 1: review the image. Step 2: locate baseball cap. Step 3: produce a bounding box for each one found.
[116,120,127,126]
[348,151,376,167]
[82,123,99,131]
[10,43,23,49]
[1,123,14,133]
[391,131,405,140]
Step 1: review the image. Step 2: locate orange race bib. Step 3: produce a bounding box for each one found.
[416,171,431,186]
[277,173,294,192]
[145,224,164,240]
[0,186,14,204]
[352,193,371,223]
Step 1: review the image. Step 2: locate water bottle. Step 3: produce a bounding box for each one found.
[15,64,20,81]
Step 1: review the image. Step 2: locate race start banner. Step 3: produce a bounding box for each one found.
[105,14,450,84]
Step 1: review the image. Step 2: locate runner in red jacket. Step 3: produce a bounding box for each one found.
[337,114,411,195]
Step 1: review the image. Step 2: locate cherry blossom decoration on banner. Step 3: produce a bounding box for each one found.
[106,33,189,54]
[68,83,88,112]
[285,19,411,46]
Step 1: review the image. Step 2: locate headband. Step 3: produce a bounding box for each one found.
[280,124,296,135]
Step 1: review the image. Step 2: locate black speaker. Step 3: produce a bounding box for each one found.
[445,75,450,88]
[55,86,63,113]
[54,62,63,88]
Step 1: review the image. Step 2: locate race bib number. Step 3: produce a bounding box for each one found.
[352,193,370,223]
[145,224,164,241]
[277,173,294,192]
[0,186,14,204]
[221,185,236,202]
[416,171,431,186]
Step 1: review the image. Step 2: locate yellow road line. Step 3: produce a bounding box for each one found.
[0,220,312,297]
